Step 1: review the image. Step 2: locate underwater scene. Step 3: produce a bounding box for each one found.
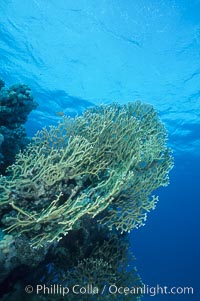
[0,0,199,300]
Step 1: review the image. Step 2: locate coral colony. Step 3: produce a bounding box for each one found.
[0,79,37,173]
[0,79,173,300]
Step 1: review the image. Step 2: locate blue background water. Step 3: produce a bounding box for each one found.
[0,0,199,300]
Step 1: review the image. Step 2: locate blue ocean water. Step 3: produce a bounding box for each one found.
[0,0,199,300]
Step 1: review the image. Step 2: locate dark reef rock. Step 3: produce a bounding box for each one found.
[0,79,38,174]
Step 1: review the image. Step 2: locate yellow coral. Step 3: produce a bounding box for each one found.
[0,101,173,246]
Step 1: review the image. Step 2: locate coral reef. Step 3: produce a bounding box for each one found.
[0,101,173,247]
[61,234,142,300]
[0,99,173,301]
[0,233,47,283]
[0,222,142,301]
[0,79,37,173]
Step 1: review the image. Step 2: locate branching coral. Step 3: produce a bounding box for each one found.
[37,232,142,301]
[63,236,142,301]
[0,101,173,247]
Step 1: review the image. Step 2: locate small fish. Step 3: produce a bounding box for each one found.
[56,111,64,117]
